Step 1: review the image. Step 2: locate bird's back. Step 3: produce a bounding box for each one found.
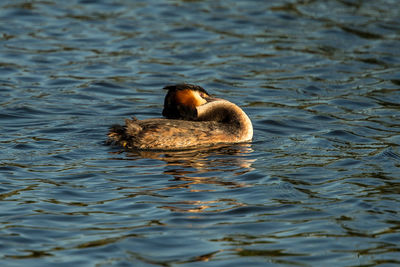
[108,118,235,150]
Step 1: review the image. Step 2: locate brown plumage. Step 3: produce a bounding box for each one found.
[107,84,253,151]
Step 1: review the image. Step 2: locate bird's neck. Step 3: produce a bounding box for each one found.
[196,100,253,141]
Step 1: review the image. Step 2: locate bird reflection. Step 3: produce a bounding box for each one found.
[108,143,256,214]
[130,143,254,170]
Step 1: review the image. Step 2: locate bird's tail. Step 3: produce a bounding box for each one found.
[106,117,141,148]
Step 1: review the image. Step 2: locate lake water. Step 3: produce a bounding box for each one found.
[1,0,400,266]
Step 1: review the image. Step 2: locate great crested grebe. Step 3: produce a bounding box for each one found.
[107,84,253,150]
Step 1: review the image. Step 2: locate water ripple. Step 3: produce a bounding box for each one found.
[1,0,400,266]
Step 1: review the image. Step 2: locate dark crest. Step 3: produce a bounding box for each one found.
[162,84,209,120]
[163,84,209,95]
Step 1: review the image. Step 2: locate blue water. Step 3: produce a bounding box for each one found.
[1,0,400,266]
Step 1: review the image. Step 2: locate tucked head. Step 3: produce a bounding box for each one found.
[162,84,211,120]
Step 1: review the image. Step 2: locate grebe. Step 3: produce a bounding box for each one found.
[107,84,253,150]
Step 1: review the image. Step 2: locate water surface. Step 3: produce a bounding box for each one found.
[1,0,400,266]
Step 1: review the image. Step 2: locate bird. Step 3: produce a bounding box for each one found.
[107,84,253,150]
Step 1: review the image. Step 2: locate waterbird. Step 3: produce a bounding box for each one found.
[107,84,253,150]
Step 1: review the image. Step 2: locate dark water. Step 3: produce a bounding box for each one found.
[1,0,400,266]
